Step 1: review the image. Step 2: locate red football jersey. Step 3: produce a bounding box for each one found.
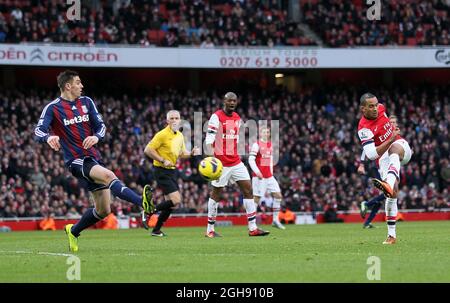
[357,104,401,147]
[250,140,273,178]
[207,109,242,167]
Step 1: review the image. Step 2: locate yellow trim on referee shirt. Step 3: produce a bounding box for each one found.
[146,125,186,169]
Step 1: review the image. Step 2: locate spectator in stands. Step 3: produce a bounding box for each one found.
[323,203,344,223]
[39,213,56,231]
[278,205,296,225]
[0,84,448,219]
[0,0,318,47]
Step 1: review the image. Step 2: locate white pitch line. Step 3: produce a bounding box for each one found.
[0,250,75,257]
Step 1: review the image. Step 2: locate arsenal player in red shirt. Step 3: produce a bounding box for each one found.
[358,93,413,244]
[204,92,270,238]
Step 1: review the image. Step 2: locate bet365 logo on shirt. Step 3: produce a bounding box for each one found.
[64,114,89,126]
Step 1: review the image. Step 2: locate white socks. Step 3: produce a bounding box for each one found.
[243,199,257,231]
[272,198,281,222]
[386,153,400,189]
[207,198,218,233]
[385,197,398,238]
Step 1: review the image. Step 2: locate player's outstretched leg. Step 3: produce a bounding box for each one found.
[109,179,155,214]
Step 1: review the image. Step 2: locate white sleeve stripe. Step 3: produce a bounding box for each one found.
[39,99,60,119]
[86,96,99,113]
[35,128,47,136]
[97,125,106,137]
[35,129,47,137]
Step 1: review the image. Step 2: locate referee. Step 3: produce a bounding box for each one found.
[143,110,200,236]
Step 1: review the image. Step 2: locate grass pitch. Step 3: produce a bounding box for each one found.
[0,221,449,283]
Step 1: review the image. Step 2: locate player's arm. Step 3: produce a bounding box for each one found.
[357,151,366,175]
[358,128,398,161]
[34,103,60,151]
[248,142,263,178]
[84,97,106,149]
[204,113,219,156]
[144,134,173,167]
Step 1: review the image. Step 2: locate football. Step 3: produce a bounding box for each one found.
[198,157,223,181]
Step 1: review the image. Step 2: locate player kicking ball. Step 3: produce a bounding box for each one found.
[359,115,401,229]
[249,126,285,230]
[34,70,154,252]
[357,93,412,244]
[204,92,270,237]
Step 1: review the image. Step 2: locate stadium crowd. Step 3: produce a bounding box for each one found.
[0,85,449,218]
[0,0,315,47]
[1,0,448,47]
[302,0,450,47]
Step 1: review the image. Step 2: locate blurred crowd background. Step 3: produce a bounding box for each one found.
[1,85,449,218]
[0,0,448,47]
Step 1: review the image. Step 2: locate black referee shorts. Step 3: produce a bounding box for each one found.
[153,166,179,195]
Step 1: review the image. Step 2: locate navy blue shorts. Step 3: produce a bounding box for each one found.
[68,157,108,192]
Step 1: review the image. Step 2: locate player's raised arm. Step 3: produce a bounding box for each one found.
[204,113,219,156]
[248,142,263,178]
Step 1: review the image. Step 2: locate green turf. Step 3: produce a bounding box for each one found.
[0,221,449,282]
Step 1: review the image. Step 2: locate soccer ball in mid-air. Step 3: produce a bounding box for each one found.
[198,157,223,181]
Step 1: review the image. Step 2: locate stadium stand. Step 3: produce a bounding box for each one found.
[1,1,448,47]
[301,0,450,47]
[0,85,448,218]
[0,0,316,46]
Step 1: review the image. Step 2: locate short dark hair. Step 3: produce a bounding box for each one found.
[360,92,376,106]
[57,70,79,91]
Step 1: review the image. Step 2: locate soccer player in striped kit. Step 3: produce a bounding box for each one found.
[249,126,286,229]
[204,92,270,237]
[34,70,154,252]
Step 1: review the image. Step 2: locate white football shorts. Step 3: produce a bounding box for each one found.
[252,176,281,197]
[378,138,413,180]
[211,162,250,187]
